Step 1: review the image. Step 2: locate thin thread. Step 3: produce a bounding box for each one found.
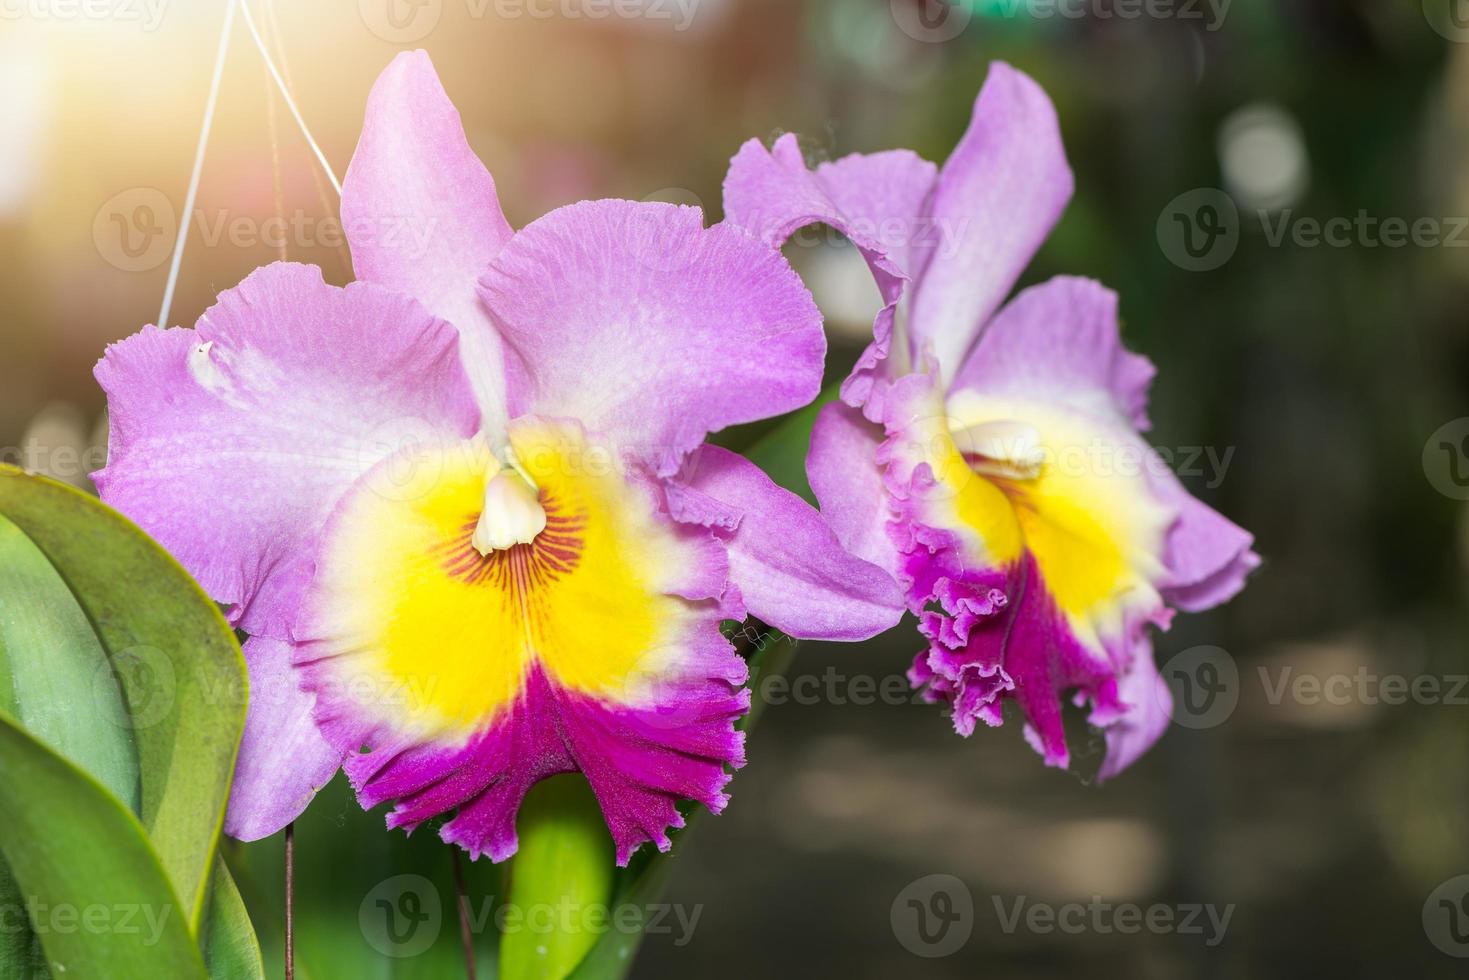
[240,0,342,196]
[451,848,478,980]
[260,0,351,276]
[157,0,237,328]
[284,822,295,980]
[263,22,286,263]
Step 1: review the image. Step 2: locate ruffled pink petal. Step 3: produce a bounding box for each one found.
[93,262,479,638]
[723,133,935,287]
[950,276,1155,431]
[1092,633,1171,782]
[342,50,516,428]
[908,62,1074,386]
[722,134,936,417]
[479,200,825,476]
[385,664,750,866]
[911,552,1129,768]
[225,635,344,840]
[1156,489,1260,613]
[677,445,903,641]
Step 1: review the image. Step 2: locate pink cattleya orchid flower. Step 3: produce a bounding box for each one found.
[723,62,1259,779]
[94,51,902,864]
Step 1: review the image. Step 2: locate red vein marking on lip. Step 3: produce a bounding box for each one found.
[435,493,588,593]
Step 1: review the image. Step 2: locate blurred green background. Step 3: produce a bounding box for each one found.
[2,0,1468,977]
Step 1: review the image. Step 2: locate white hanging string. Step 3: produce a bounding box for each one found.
[156,0,238,328]
[239,0,342,196]
[158,1,342,328]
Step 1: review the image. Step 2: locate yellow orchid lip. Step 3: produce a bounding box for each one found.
[293,414,751,865]
[300,416,728,738]
[926,391,1171,638]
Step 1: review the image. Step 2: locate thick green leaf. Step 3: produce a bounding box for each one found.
[500,775,616,980]
[562,848,680,980]
[0,860,46,979]
[0,712,207,978]
[0,511,139,808]
[203,859,265,980]
[0,509,143,978]
[0,465,248,933]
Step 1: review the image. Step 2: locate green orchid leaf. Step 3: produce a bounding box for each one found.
[0,859,46,980]
[499,775,616,980]
[0,465,249,935]
[0,712,208,978]
[0,511,140,807]
[561,841,681,980]
[202,859,265,980]
[0,508,144,978]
